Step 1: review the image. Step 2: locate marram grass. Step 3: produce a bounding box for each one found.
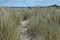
[27,7,60,40]
[0,6,60,40]
[0,8,22,40]
[0,8,31,40]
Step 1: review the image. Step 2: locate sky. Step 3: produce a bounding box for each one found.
[0,0,60,7]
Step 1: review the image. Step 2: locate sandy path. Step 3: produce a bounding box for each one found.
[16,20,44,40]
[16,20,30,40]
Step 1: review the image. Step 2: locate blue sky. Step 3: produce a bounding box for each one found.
[0,0,60,7]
